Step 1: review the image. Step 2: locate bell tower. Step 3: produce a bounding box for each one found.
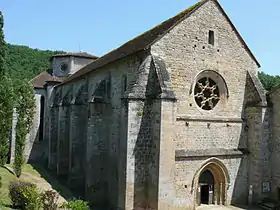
[51,52,98,77]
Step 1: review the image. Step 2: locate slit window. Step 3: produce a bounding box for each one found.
[123,75,127,92]
[208,30,214,45]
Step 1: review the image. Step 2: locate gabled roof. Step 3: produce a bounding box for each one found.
[62,0,260,85]
[31,71,63,89]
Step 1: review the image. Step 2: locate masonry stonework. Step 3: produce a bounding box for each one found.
[23,0,280,209]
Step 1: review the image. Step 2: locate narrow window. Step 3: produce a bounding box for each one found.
[123,75,127,92]
[208,30,214,45]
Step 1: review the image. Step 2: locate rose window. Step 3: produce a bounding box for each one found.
[60,63,68,72]
[194,77,220,110]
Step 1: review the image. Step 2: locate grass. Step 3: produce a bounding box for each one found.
[0,164,74,209]
[0,166,17,209]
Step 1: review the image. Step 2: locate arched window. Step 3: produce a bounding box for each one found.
[194,77,220,110]
[192,70,228,111]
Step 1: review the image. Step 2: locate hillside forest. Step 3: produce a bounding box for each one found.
[4,43,280,91]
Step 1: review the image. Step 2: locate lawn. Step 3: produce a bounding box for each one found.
[0,164,73,209]
[0,166,17,209]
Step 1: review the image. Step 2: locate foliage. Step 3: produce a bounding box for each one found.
[9,180,42,210]
[0,11,62,168]
[5,43,64,81]
[0,76,14,166]
[0,176,2,188]
[0,11,14,166]
[258,71,280,91]
[42,190,59,210]
[0,165,17,208]
[0,11,5,74]
[0,164,74,209]
[61,199,90,210]
[13,80,36,177]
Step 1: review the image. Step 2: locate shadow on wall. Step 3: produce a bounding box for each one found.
[30,163,74,201]
[27,131,74,201]
[27,94,48,165]
[28,136,48,165]
[133,63,161,209]
[133,99,158,210]
[231,73,271,207]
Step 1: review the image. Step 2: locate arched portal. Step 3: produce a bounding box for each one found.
[193,158,229,207]
[199,170,214,204]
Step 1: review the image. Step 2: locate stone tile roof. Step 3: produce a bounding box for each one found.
[51,52,98,59]
[31,71,63,89]
[61,0,260,85]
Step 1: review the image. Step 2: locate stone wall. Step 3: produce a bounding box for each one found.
[124,99,161,210]
[44,0,271,209]
[9,108,18,164]
[25,92,43,162]
[48,53,144,208]
[246,107,272,202]
[268,89,280,200]
[150,0,264,208]
[84,53,144,208]
[86,102,110,206]
[52,57,72,77]
[52,56,94,77]
[57,105,70,176]
[68,104,87,194]
[72,57,93,74]
[20,88,48,163]
[48,106,59,169]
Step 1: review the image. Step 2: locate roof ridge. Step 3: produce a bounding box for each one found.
[60,0,259,85]
[61,0,205,85]
[147,0,207,48]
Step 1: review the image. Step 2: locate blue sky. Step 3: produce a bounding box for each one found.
[1,0,279,75]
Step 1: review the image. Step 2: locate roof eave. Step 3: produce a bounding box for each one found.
[212,0,260,68]
[57,0,261,87]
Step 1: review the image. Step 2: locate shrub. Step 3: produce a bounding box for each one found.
[61,199,90,210]
[9,180,42,209]
[0,176,2,188]
[42,190,59,210]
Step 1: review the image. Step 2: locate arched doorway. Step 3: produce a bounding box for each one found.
[199,170,214,205]
[193,158,229,207]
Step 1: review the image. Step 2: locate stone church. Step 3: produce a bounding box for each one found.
[18,0,280,209]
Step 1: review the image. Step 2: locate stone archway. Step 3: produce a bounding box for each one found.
[199,170,214,205]
[193,158,230,208]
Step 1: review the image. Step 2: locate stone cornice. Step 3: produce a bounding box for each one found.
[176,115,244,123]
[175,148,249,160]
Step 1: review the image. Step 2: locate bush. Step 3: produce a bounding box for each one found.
[42,190,59,210]
[9,180,42,209]
[0,176,2,188]
[61,199,90,210]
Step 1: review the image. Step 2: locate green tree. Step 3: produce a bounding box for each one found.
[258,71,280,91]
[13,80,35,177]
[0,11,14,166]
[5,44,64,81]
[0,11,4,73]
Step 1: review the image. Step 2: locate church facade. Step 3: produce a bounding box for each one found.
[22,0,280,209]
